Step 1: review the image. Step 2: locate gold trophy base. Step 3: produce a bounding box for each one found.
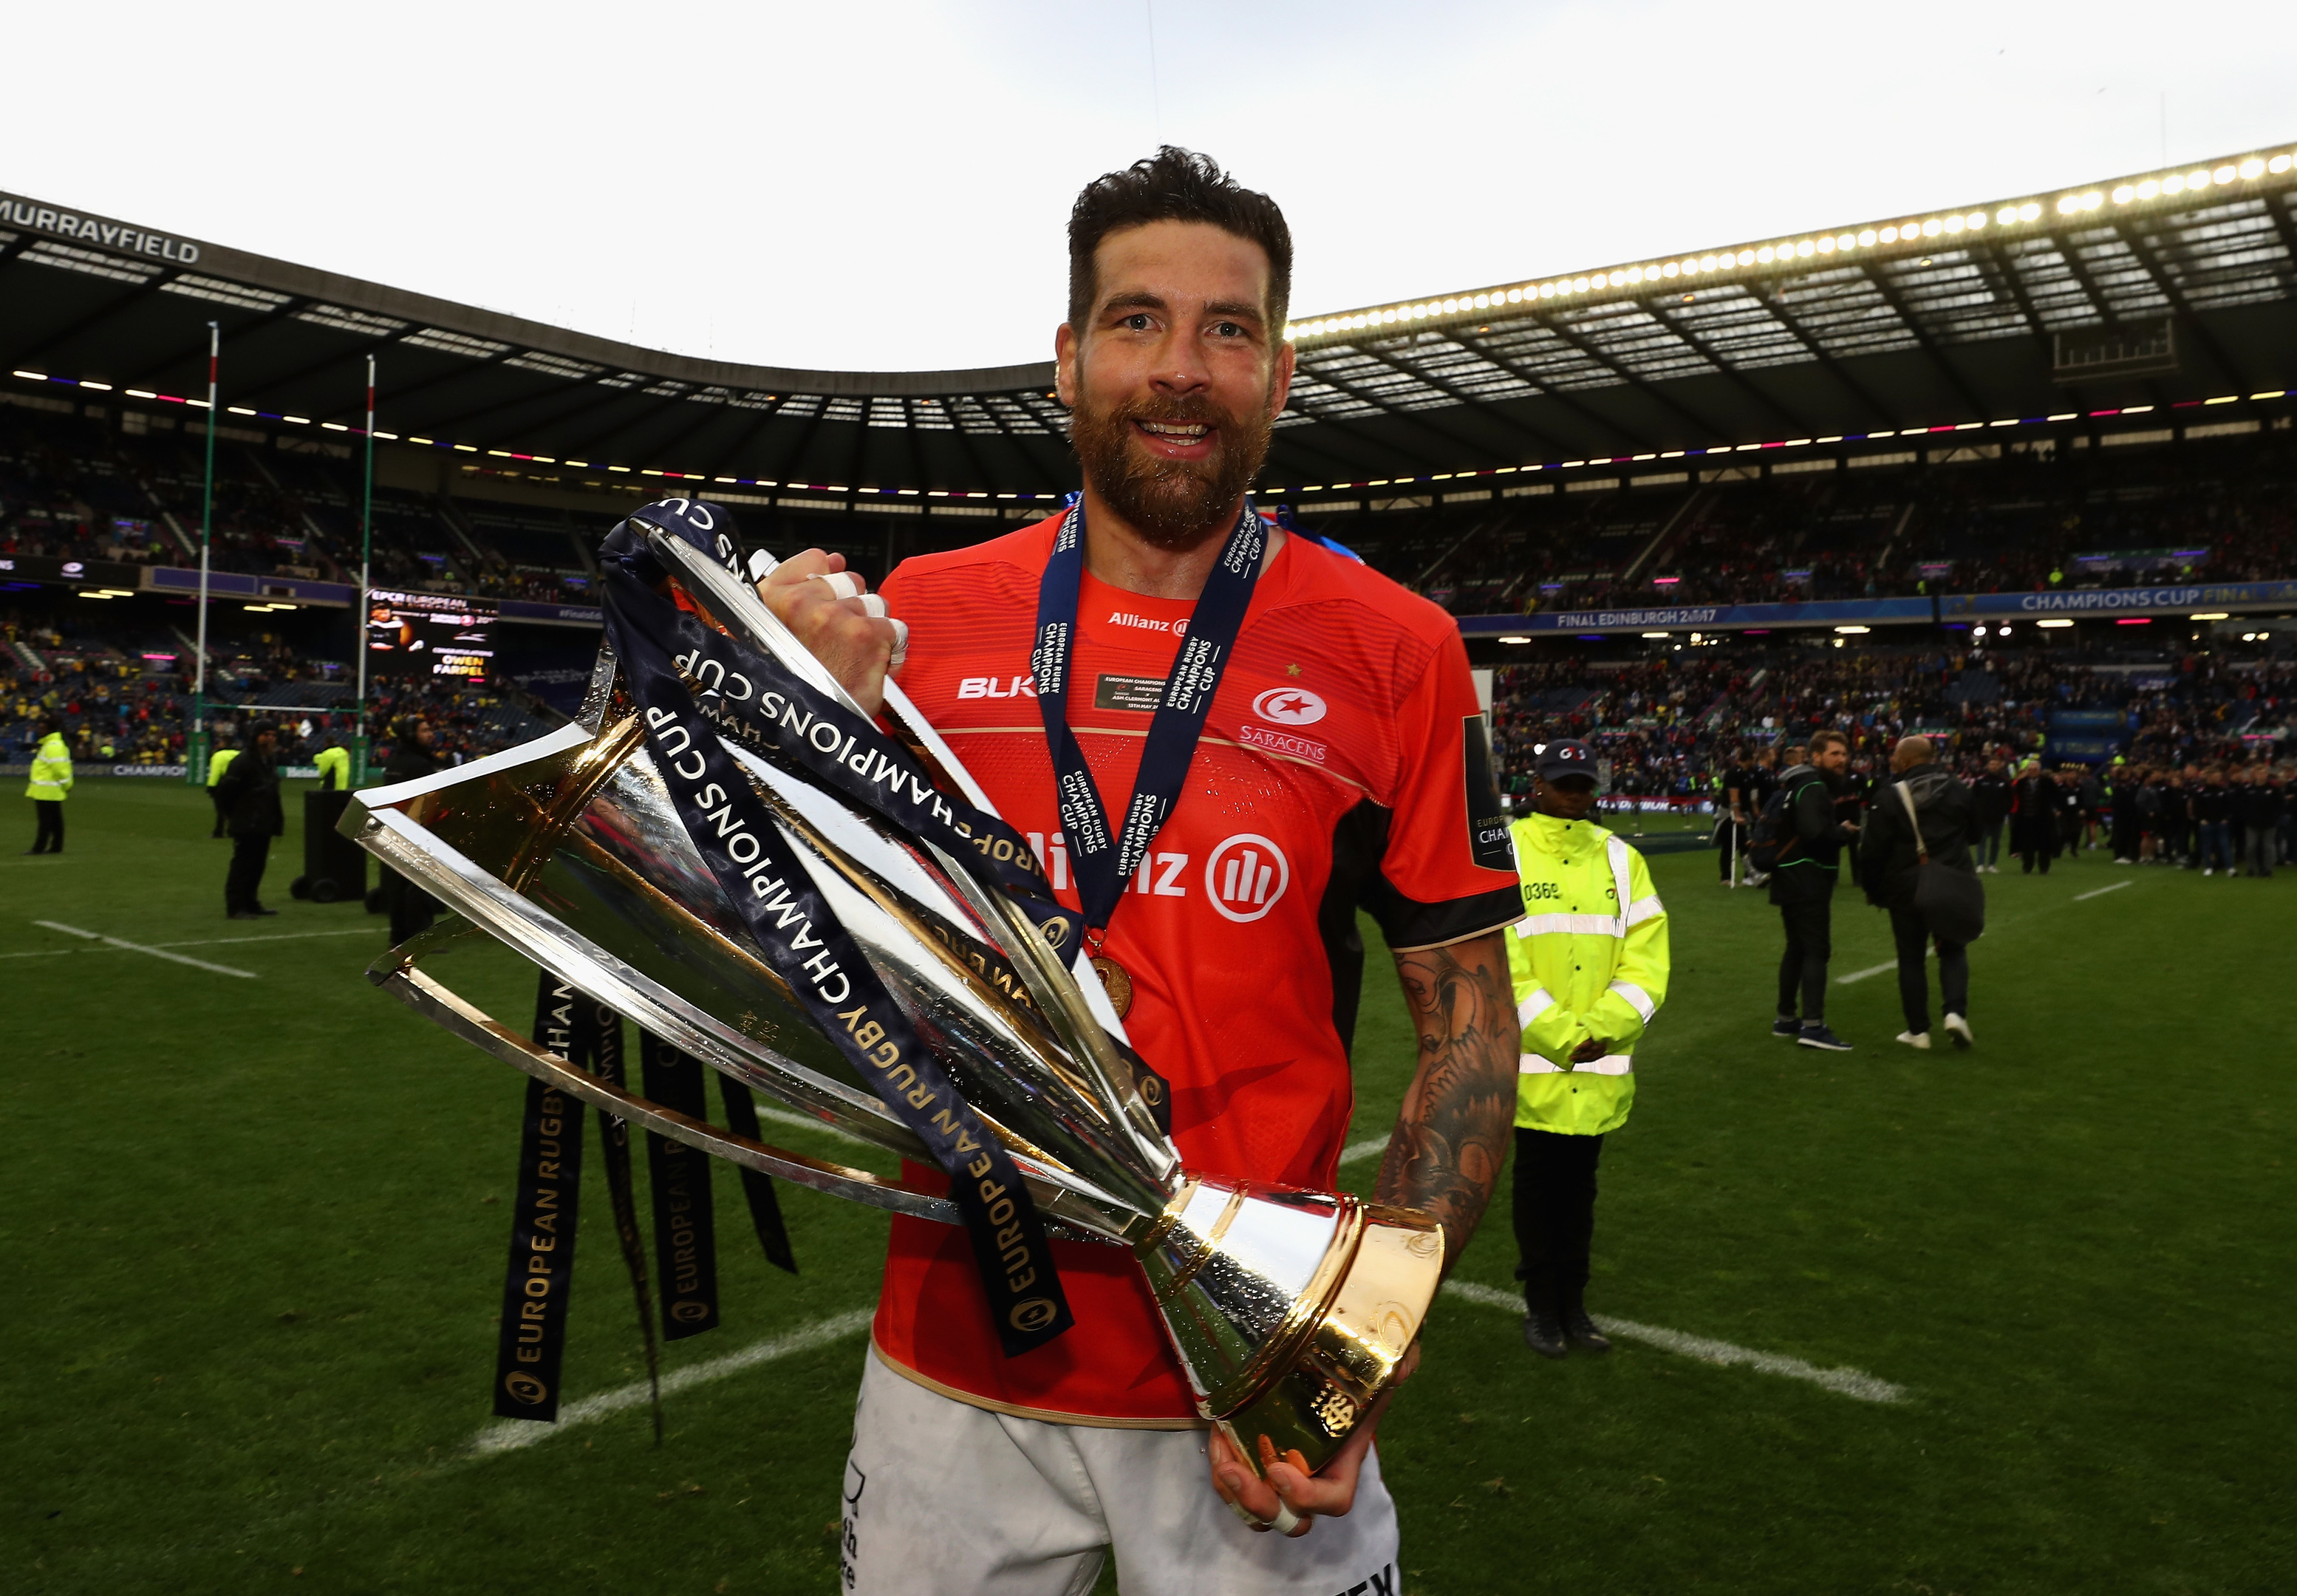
[1138,1176,1445,1477]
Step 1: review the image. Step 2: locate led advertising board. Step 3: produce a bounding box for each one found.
[366,588,495,681]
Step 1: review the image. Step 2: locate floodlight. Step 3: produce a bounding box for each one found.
[1834,625,1870,635]
[1837,233,1856,250]
[1943,216,1964,234]
[1755,247,1775,264]
[1642,631,1669,638]
[1860,228,1879,245]
[2036,619,2072,629]
[1796,239,1815,256]
[1967,212,1987,228]
[1816,237,1835,254]
[2018,202,2041,220]
[2239,158,2264,178]
[1663,262,1680,276]
[2191,613,2230,621]
[2112,185,2134,203]
[2081,191,2103,210]
[1880,225,1900,242]
[1735,250,1754,265]
[1996,205,2018,224]
[2056,195,2078,214]
[1574,276,1591,290]
[2163,174,2186,194]
[2186,168,2209,188]
[2136,180,2160,199]
[1506,288,1523,302]
[2273,155,2293,174]
[2212,165,2236,183]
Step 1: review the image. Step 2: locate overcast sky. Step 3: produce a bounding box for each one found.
[7,1,2294,375]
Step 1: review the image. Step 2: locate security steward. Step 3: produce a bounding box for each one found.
[25,715,72,854]
[1506,739,1671,1359]
[205,734,240,839]
[313,736,352,791]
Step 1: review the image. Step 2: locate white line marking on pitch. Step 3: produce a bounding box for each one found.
[1339,1136,1387,1165]
[1442,1280,1909,1404]
[2074,880,2132,901]
[1838,952,1926,985]
[153,927,380,949]
[31,921,257,979]
[468,1308,875,1456]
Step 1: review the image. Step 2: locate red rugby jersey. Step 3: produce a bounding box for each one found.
[869,512,1520,1422]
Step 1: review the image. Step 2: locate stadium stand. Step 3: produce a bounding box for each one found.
[5,145,2295,793]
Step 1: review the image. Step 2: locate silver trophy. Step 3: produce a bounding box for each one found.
[344,519,1442,1473]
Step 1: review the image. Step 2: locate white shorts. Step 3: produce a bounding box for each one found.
[841,1347,1402,1596]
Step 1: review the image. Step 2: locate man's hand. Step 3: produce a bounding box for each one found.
[1569,1034,1608,1064]
[754,548,901,715]
[1206,1343,1420,1536]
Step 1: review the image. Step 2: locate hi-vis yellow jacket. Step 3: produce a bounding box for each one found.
[1505,810,1670,1136]
[27,732,73,801]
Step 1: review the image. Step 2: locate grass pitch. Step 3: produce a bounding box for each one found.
[4,782,2292,1595]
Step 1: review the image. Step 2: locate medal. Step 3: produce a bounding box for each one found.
[1090,952,1134,1019]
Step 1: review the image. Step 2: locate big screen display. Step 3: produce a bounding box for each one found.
[366,588,496,681]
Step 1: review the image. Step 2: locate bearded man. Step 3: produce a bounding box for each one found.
[760,148,1523,1596]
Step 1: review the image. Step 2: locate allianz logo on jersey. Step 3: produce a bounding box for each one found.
[1110,610,1189,636]
[956,675,1037,699]
[1024,831,1291,921]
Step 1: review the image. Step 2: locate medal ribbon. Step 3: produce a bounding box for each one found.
[1031,498,1267,934]
[604,569,1074,1357]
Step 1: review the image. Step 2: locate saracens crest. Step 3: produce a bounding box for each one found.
[344,498,1444,1473]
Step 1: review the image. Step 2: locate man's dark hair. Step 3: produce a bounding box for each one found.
[248,718,279,740]
[1067,147,1293,338]
[1809,729,1849,755]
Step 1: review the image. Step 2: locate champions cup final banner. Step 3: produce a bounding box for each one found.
[1458,579,2297,636]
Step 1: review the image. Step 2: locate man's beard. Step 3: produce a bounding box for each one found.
[1069,386,1274,551]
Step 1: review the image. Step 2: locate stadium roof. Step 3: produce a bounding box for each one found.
[5,142,2297,503]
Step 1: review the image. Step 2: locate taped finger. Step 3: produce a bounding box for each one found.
[888,616,909,668]
[813,570,862,601]
[858,593,887,619]
[747,549,779,582]
[1269,1503,1304,1536]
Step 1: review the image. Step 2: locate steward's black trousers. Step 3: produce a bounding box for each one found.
[1513,1127,1605,1314]
[31,799,64,853]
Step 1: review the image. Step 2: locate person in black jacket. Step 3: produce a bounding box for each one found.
[2236,765,2282,879]
[1769,729,1860,1051]
[1970,756,2010,873]
[380,717,443,942]
[1862,736,1982,1051]
[214,720,284,920]
[2010,760,2055,874]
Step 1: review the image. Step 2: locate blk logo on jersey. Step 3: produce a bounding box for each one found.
[1204,834,1289,922]
[1252,686,1328,726]
[956,675,1037,699]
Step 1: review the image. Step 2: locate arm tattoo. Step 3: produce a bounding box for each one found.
[1373,930,1518,1272]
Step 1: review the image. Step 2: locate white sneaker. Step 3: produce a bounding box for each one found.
[2204,868,2214,876]
[1897,1030,1931,1050]
[1943,1013,1973,1049]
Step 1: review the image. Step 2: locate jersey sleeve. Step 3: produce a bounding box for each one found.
[1360,626,1524,949]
